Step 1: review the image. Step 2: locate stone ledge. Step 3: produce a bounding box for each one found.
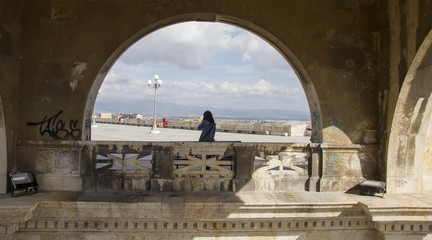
[3,191,432,239]
[18,217,374,232]
[374,221,432,234]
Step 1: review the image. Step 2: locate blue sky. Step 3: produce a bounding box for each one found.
[96,22,309,115]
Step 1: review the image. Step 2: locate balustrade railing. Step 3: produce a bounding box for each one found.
[83,141,313,192]
[16,139,378,192]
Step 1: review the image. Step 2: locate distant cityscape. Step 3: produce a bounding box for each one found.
[95,100,311,122]
[97,112,311,125]
[95,112,312,137]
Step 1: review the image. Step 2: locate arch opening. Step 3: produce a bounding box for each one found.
[83,17,322,143]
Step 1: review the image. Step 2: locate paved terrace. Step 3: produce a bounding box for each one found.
[90,123,311,142]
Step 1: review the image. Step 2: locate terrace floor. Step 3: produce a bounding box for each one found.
[91,123,311,142]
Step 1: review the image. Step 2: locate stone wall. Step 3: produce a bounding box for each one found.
[0,0,386,193]
[13,140,379,193]
[2,1,432,239]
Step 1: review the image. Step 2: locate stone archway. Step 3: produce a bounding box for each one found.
[82,14,322,143]
[0,96,7,193]
[387,30,432,194]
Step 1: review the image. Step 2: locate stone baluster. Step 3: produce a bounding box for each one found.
[151,144,174,191]
[308,143,322,192]
[232,145,255,192]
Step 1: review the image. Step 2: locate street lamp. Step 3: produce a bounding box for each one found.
[147,74,162,134]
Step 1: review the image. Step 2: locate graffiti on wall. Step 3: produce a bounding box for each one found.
[327,155,339,176]
[27,110,81,140]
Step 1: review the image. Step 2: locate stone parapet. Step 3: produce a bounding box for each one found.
[14,140,381,193]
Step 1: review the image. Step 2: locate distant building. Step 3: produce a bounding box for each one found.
[100,113,112,119]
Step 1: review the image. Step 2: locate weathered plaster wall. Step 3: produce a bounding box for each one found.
[13,0,379,145]
[0,0,385,192]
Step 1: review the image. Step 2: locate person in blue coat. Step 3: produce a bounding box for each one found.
[198,111,216,142]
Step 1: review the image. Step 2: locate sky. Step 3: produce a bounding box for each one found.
[95,22,309,117]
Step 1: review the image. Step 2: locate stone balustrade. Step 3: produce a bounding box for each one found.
[7,141,430,240]
[82,141,312,192]
[16,140,378,193]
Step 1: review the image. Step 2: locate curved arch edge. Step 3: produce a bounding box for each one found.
[387,30,432,193]
[82,13,322,143]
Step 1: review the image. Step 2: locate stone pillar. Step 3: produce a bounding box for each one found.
[151,145,174,191]
[16,140,83,191]
[319,143,378,191]
[308,143,321,191]
[232,145,255,191]
[80,144,95,191]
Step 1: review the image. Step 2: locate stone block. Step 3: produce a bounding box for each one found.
[52,151,80,174]
[364,130,377,144]
[37,174,82,191]
[290,125,307,136]
[37,174,63,190]
[62,175,82,191]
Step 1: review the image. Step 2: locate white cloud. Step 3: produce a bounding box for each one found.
[120,22,231,69]
[96,22,310,115]
[119,22,286,71]
[151,78,306,111]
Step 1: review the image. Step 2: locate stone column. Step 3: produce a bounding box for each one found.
[151,144,174,191]
[232,145,255,192]
[308,143,321,191]
[81,143,95,191]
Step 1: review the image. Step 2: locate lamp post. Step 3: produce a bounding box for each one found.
[147,74,162,134]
